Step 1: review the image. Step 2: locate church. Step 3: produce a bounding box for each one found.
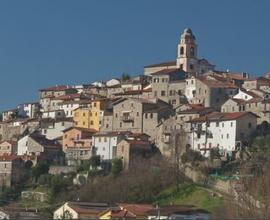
[144,28,215,75]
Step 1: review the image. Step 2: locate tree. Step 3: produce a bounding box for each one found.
[32,162,49,182]
[51,175,70,194]
[121,73,131,81]
[111,158,123,176]
[24,160,33,169]
[89,155,101,170]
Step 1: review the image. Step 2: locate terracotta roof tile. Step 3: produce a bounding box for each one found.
[144,61,176,68]
[188,111,258,123]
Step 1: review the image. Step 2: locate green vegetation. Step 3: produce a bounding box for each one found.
[250,135,270,154]
[181,149,205,165]
[121,73,131,81]
[155,184,223,212]
[111,158,123,176]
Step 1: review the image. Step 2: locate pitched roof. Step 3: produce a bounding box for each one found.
[188,111,258,123]
[63,127,98,134]
[29,132,61,148]
[239,89,261,98]
[93,131,132,137]
[150,68,184,76]
[147,205,209,216]
[144,61,176,68]
[39,85,69,92]
[0,154,20,161]
[67,202,109,215]
[230,98,246,104]
[118,204,154,216]
[198,76,238,89]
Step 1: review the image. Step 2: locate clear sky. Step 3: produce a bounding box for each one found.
[0,0,269,111]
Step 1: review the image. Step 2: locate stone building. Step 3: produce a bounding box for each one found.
[108,98,174,140]
[0,141,17,155]
[155,104,214,158]
[0,155,24,188]
[116,139,153,169]
[151,69,187,107]
[185,75,238,109]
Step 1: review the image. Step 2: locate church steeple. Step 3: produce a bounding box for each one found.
[176,28,198,73]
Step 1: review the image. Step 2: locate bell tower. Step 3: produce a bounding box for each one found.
[176,28,198,73]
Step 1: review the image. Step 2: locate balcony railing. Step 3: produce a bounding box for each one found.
[121,115,134,122]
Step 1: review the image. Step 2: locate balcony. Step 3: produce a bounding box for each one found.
[121,115,134,122]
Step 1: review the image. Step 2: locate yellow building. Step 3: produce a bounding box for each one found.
[73,99,107,131]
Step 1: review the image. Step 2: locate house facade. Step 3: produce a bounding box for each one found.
[186,112,257,157]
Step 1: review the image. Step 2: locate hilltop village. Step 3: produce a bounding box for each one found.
[0,28,270,219]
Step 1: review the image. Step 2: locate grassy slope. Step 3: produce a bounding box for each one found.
[154,184,224,212]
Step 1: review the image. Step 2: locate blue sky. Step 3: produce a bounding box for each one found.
[0,0,269,111]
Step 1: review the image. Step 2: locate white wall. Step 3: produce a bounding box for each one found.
[17,136,29,155]
[189,120,236,157]
[93,135,120,160]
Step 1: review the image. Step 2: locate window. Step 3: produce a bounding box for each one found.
[169,90,173,96]
[222,123,224,128]
[180,64,183,70]
[145,113,148,119]
[227,134,229,139]
[115,113,118,118]
[150,113,153,119]
[120,122,122,127]
[190,47,195,56]
[209,143,212,148]
[216,98,220,103]
[248,122,252,128]
[231,122,233,127]
[90,121,94,125]
[94,102,97,107]
[136,112,139,116]
[104,137,107,142]
[221,134,223,139]
[216,122,219,127]
[161,91,166,96]
[62,122,65,126]
[83,121,86,126]
[154,91,157,97]
[190,64,194,70]
[83,113,86,117]
[180,46,184,55]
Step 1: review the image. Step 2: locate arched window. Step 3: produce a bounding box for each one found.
[180,47,184,55]
[190,47,195,56]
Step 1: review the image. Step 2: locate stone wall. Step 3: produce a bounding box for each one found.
[21,191,48,202]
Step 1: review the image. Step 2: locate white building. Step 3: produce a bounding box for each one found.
[92,132,129,161]
[59,100,91,118]
[42,109,66,119]
[17,102,40,119]
[186,112,257,157]
[41,118,74,140]
[233,89,259,101]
